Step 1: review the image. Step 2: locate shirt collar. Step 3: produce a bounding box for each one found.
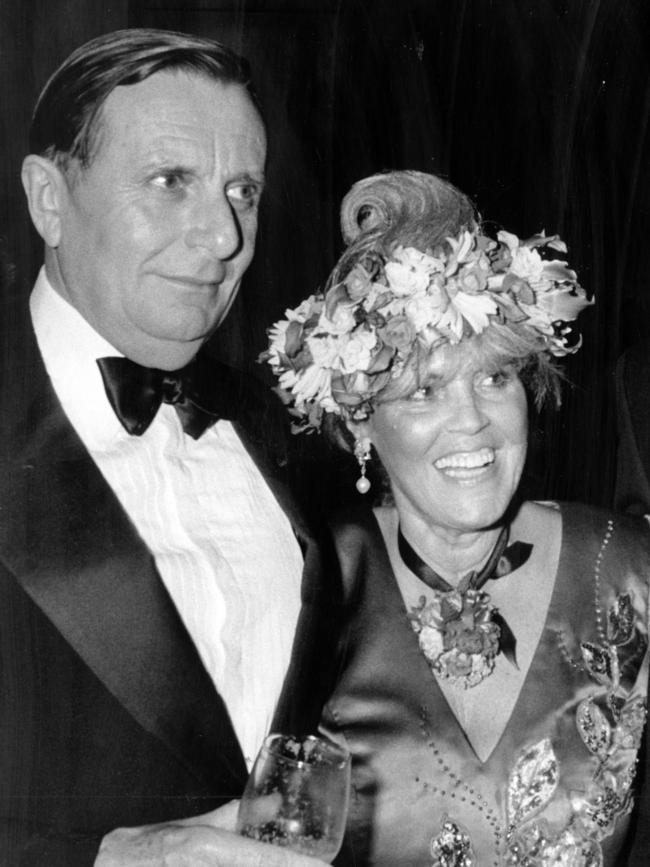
[30,266,130,450]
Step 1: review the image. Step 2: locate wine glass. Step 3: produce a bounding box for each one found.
[236,733,351,862]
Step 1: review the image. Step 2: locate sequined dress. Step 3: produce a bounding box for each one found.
[323,503,650,867]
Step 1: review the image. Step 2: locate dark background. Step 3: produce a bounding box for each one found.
[1,0,649,507]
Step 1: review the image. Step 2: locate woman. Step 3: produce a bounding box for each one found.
[263,171,650,866]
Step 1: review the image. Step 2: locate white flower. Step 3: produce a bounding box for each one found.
[394,245,444,273]
[404,292,447,331]
[419,626,444,661]
[449,290,498,333]
[379,296,408,318]
[516,302,554,334]
[496,229,520,252]
[278,368,299,390]
[536,284,594,323]
[267,320,292,360]
[320,304,357,335]
[384,246,437,296]
[320,395,341,415]
[306,333,341,368]
[361,283,384,311]
[444,230,476,274]
[290,364,332,407]
[510,246,545,282]
[338,330,377,373]
[288,295,321,323]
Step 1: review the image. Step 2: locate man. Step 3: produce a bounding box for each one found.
[0,28,335,866]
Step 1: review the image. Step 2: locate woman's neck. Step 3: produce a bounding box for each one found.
[396,509,506,587]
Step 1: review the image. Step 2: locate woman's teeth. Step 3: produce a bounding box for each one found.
[434,448,495,470]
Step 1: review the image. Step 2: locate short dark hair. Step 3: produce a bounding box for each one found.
[29,28,258,173]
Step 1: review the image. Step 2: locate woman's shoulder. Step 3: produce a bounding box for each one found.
[556,500,650,545]
[519,499,650,585]
[525,499,649,538]
[328,505,396,602]
[539,500,650,595]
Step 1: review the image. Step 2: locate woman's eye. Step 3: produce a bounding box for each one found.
[480,369,511,388]
[410,385,434,401]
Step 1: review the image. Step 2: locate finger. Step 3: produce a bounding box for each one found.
[202,799,240,830]
[205,831,331,867]
[95,823,330,867]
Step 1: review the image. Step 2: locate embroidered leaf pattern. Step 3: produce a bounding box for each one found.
[576,698,611,759]
[612,694,647,752]
[507,738,559,829]
[607,594,634,646]
[581,642,620,689]
[541,831,604,866]
[608,694,625,722]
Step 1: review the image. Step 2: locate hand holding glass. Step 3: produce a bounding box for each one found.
[236,734,351,862]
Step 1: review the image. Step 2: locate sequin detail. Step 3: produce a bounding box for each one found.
[430,817,474,867]
[507,738,559,830]
[505,581,647,864]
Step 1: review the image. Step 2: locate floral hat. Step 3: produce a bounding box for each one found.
[261,173,593,433]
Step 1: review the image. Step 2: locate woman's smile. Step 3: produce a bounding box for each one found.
[434,447,496,472]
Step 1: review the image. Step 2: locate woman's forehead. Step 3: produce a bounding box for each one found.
[423,340,502,380]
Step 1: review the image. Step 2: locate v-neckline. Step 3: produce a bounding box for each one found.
[372,502,563,763]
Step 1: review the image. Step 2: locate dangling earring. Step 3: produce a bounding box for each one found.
[354,436,372,494]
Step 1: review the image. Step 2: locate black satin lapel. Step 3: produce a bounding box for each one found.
[0,342,247,792]
[271,530,344,737]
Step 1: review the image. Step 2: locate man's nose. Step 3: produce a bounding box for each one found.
[185,194,242,260]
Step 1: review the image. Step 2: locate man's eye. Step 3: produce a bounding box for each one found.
[151,171,186,192]
[227,182,262,209]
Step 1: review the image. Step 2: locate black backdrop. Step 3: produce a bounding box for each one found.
[2,0,650,507]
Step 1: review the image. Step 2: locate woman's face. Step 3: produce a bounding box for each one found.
[357,343,529,537]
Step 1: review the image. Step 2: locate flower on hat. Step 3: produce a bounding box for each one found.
[261,226,592,432]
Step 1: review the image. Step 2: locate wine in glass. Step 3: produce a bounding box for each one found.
[237,733,351,862]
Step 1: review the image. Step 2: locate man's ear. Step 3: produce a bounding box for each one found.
[21,155,68,248]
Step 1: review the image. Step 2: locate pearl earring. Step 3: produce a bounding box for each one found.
[354,437,372,494]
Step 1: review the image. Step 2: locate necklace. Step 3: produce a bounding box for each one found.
[398,526,532,689]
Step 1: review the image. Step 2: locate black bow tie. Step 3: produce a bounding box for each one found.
[97,355,227,439]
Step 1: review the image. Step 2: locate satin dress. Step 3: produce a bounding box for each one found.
[323,502,650,866]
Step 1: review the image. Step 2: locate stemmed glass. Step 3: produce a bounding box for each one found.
[236,733,351,863]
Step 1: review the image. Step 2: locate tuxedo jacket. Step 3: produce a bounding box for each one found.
[0,297,339,865]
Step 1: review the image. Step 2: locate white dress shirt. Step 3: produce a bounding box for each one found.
[30,268,303,767]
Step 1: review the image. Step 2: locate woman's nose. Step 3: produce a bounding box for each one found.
[185,194,242,260]
[447,385,488,433]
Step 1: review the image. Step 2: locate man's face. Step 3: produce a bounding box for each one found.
[49,70,266,368]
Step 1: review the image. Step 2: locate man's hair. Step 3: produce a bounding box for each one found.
[29,28,258,174]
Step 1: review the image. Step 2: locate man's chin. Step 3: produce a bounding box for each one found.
[122,333,208,371]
